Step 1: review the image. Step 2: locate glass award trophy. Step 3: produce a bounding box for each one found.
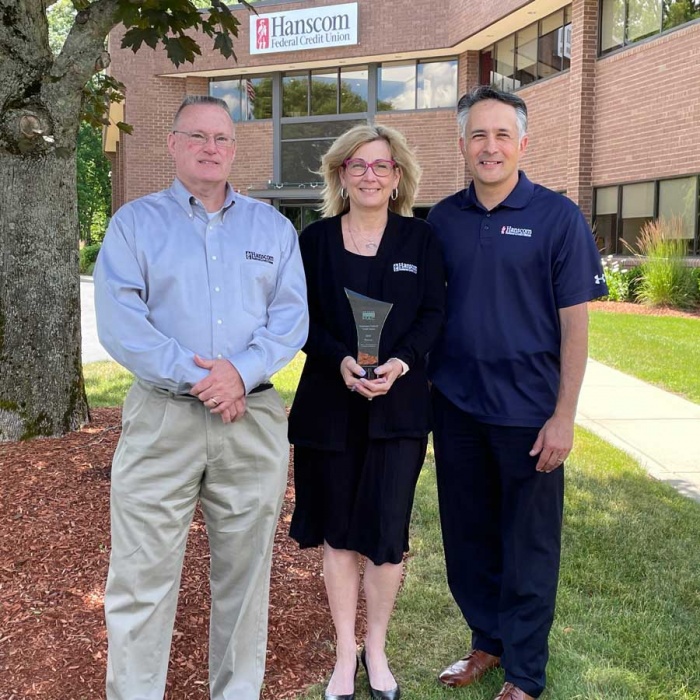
[345,288,393,379]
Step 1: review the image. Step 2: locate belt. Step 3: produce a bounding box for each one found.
[249,382,273,395]
[147,381,273,399]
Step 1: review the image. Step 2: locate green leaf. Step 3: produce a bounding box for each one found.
[121,26,160,52]
[116,122,134,135]
[163,35,201,66]
[213,31,234,60]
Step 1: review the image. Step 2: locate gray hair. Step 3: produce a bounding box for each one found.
[173,95,232,128]
[457,86,528,140]
[317,123,421,218]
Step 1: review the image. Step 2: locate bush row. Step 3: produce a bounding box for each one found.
[79,243,101,275]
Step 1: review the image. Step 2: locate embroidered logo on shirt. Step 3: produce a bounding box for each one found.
[246,251,275,265]
[594,274,606,285]
[501,225,532,238]
[393,263,418,274]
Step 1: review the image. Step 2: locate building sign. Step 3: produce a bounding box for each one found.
[250,3,358,55]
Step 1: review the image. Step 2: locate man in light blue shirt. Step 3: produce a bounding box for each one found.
[94,95,308,700]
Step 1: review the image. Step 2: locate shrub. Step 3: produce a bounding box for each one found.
[600,258,644,302]
[79,243,101,274]
[601,256,632,302]
[630,218,699,309]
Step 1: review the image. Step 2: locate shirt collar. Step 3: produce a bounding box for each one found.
[168,178,236,217]
[460,171,535,212]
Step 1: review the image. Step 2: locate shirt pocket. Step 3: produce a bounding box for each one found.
[240,261,275,317]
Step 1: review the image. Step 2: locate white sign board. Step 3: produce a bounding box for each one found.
[250,3,358,55]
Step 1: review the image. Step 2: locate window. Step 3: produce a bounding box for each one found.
[594,176,700,255]
[417,61,458,109]
[311,70,338,116]
[340,67,369,114]
[516,24,538,86]
[622,182,655,252]
[480,6,572,92]
[659,177,698,242]
[495,35,516,91]
[210,76,273,121]
[378,59,458,111]
[279,204,322,233]
[282,67,370,117]
[378,61,415,110]
[599,0,700,54]
[283,72,309,118]
[595,186,620,254]
[664,0,700,30]
[281,120,364,184]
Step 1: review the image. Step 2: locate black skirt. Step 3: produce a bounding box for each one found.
[289,396,427,566]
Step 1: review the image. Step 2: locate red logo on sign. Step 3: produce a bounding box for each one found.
[256,18,269,49]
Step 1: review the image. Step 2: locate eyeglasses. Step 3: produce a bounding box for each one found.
[343,158,397,177]
[172,130,236,149]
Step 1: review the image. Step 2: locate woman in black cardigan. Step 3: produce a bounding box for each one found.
[288,124,445,700]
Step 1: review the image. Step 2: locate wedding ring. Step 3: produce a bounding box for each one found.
[210,397,220,406]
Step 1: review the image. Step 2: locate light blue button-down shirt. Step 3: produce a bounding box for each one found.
[94,179,308,394]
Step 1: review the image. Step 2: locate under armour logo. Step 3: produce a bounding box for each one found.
[594,274,606,285]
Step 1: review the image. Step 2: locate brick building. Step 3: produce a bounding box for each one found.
[105,0,700,254]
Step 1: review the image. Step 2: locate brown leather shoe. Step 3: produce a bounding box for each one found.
[493,681,535,700]
[438,649,500,687]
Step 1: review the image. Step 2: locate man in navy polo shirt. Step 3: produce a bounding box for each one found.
[428,86,607,700]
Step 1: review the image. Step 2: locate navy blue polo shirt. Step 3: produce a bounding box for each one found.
[427,172,608,427]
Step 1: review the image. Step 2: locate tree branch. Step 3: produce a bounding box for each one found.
[50,0,121,94]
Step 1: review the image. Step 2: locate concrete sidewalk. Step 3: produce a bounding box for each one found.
[80,276,111,364]
[577,359,700,503]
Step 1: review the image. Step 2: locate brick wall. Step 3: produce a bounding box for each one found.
[519,73,571,192]
[565,0,598,218]
[108,0,537,78]
[230,121,274,196]
[376,111,463,205]
[593,21,700,186]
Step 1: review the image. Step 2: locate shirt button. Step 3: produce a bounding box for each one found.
[215,286,220,292]
[211,255,217,261]
[217,319,223,325]
[486,213,491,217]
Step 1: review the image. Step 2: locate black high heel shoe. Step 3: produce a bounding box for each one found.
[324,656,359,700]
[360,647,401,700]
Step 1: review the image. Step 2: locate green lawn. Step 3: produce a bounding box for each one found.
[83,356,700,700]
[589,310,700,404]
[297,432,700,700]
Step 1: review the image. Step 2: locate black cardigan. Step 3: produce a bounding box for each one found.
[288,212,446,451]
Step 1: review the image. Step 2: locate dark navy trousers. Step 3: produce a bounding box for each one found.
[432,389,564,698]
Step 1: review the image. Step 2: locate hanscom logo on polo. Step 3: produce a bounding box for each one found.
[250,3,359,55]
[501,225,533,238]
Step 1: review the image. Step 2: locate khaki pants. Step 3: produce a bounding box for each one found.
[104,381,289,700]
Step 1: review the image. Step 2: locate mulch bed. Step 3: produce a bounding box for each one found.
[0,409,348,700]
[590,300,700,318]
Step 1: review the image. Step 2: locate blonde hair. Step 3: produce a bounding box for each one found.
[317,123,421,218]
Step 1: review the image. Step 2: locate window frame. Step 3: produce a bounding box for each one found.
[598,0,700,56]
[209,75,274,122]
[593,175,700,255]
[479,6,572,93]
[377,58,459,113]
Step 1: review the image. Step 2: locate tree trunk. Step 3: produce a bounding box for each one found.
[0,0,123,441]
[0,151,90,441]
